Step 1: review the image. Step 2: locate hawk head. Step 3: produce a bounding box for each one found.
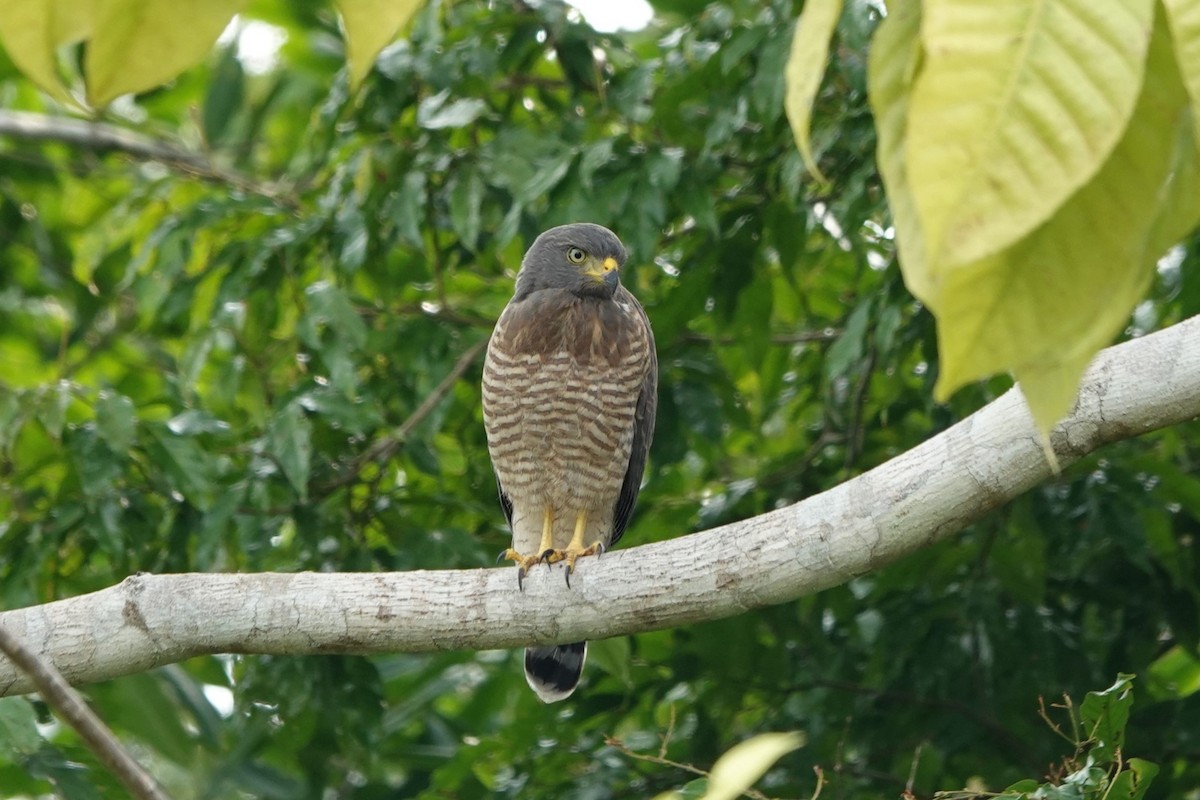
[513,223,628,301]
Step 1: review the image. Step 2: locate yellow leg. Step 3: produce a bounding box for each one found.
[537,506,555,558]
[543,510,603,586]
[498,506,556,590]
[568,510,588,551]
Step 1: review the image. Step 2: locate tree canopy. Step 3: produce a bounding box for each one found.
[0,0,1199,798]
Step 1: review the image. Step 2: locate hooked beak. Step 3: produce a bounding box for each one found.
[584,256,621,288]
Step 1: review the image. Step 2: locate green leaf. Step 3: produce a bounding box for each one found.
[0,390,20,454]
[203,45,245,147]
[267,403,312,500]
[335,0,423,90]
[824,298,871,381]
[87,673,197,764]
[390,171,427,247]
[702,732,805,800]
[35,381,71,440]
[449,167,485,250]
[417,91,488,130]
[1079,673,1134,765]
[579,140,615,190]
[335,204,369,273]
[296,388,382,434]
[1146,645,1200,700]
[85,0,246,107]
[143,423,219,510]
[672,779,708,799]
[0,698,41,756]
[906,0,1155,268]
[304,281,368,349]
[586,637,632,688]
[999,778,1040,795]
[68,428,122,500]
[1116,758,1159,800]
[784,0,842,181]
[751,31,790,120]
[94,391,136,454]
[166,409,230,436]
[159,664,224,747]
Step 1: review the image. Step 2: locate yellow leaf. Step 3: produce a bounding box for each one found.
[0,0,94,102]
[867,0,925,289]
[783,0,843,182]
[85,0,245,107]
[907,0,1155,270]
[932,8,1200,430]
[335,0,424,90]
[1163,0,1200,144]
[702,732,805,800]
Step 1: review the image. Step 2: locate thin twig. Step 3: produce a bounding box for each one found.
[605,736,775,800]
[0,624,170,800]
[659,704,676,759]
[424,183,451,313]
[843,343,877,471]
[905,742,925,797]
[809,766,825,800]
[316,338,488,493]
[679,329,841,346]
[0,110,288,202]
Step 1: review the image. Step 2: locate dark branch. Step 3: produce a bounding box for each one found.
[316,338,489,493]
[0,624,169,800]
[0,110,289,202]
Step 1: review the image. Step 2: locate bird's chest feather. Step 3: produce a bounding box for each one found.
[483,293,647,489]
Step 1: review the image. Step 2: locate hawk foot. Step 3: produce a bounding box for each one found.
[540,542,606,587]
[498,548,547,591]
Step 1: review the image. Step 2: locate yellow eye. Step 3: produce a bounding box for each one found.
[567,247,586,264]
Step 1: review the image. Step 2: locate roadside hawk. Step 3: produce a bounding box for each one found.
[482,222,658,702]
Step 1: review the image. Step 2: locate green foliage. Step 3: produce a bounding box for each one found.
[1,0,1199,798]
[980,677,1158,800]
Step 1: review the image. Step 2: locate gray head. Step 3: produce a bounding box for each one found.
[513,223,628,301]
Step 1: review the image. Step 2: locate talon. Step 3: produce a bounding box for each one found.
[539,548,557,564]
[564,544,600,575]
[499,548,544,591]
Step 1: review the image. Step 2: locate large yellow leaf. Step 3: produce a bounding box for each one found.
[1163,0,1200,137]
[702,732,805,800]
[85,0,245,107]
[933,8,1200,429]
[867,0,925,290]
[0,0,94,102]
[907,0,1154,270]
[783,0,843,182]
[335,0,424,90]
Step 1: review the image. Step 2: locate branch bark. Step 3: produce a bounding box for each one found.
[1,315,1198,697]
[0,110,287,202]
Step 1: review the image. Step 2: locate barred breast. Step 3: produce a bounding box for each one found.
[482,287,652,554]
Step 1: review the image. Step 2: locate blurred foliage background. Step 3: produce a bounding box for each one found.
[1,0,1199,797]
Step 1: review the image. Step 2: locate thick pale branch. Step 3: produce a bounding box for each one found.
[1,316,1198,696]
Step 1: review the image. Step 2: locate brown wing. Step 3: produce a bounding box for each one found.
[609,288,657,548]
